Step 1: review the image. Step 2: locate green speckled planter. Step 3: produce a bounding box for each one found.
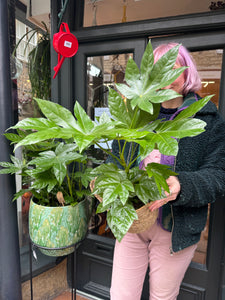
[29,198,90,257]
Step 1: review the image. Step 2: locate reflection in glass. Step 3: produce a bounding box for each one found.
[87,53,133,238]
[83,0,211,27]
[192,49,223,107]
[191,49,223,264]
[87,53,133,118]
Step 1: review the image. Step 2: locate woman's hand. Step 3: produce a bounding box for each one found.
[149,176,181,212]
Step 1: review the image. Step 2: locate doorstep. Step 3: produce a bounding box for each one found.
[53,290,104,300]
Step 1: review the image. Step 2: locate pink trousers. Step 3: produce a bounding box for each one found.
[110,222,197,300]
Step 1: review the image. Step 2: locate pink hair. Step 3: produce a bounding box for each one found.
[153,43,202,96]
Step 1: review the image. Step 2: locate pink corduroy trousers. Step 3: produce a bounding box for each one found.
[110,222,197,300]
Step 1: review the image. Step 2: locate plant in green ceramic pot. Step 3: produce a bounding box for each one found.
[0,112,96,256]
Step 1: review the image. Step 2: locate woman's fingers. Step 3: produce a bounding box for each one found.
[149,176,181,212]
[149,191,176,211]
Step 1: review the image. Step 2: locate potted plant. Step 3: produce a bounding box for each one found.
[74,41,212,241]
[13,22,51,120]
[14,21,51,100]
[2,41,211,243]
[0,106,96,256]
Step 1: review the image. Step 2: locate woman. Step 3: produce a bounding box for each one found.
[109,43,225,299]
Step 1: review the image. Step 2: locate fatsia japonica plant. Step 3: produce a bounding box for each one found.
[0,130,95,206]
[0,41,212,239]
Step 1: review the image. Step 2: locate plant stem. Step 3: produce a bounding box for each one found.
[129,106,139,129]
[78,162,82,192]
[66,169,73,197]
[95,142,122,164]
[127,143,140,169]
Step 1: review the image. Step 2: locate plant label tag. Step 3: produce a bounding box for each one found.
[64,41,72,48]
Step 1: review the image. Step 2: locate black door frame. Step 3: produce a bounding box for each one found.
[51,9,225,109]
[72,33,225,300]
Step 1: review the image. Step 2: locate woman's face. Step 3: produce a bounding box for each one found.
[164,63,185,95]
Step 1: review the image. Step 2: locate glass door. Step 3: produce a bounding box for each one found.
[74,38,147,299]
[86,52,133,239]
[74,33,225,300]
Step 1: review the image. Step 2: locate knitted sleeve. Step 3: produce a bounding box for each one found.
[173,112,225,208]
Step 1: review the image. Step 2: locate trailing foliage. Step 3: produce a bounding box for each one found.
[13,22,51,100]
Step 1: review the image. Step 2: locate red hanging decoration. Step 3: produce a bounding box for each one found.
[53,22,79,79]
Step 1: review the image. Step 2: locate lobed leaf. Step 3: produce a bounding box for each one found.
[107,201,138,241]
[74,101,95,133]
[140,41,154,89]
[10,117,56,131]
[174,95,212,120]
[35,98,77,129]
[125,57,140,86]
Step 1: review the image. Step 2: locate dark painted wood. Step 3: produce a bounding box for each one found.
[72,11,225,43]
[0,0,22,299]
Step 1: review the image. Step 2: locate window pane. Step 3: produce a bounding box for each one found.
[87,53,133,239]
[15,19,39,248]
[191,49,223,264]
[192,49,223,107]
[84,0,214,27]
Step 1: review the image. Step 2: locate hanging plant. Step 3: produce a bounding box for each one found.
[14,21,51,100]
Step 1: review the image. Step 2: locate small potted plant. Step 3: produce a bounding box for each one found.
[0,101,96,256]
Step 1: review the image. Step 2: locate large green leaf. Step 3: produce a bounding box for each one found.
[35,98,78,129]
[134,177,162,203]
[73,121,120,152]
[116,82,141,100]
[114,44,188,117]
[4,133,23,144]
[108,88,132,127]
[140,41,154,89]
[102,179,134,206]
[125,57,141,86]
[91,163,119,176]
[145,163,177,194]
[30,174,58,192]
[107,201,138,241]
[0,155,26,175]
[146,45,180,88]
[174,95,212,120]
[91,165,134,205]
[131,95,154,113]
[74,101,95,133]
[10,117,56,131]
[126,99,160,128]
[137,133,178,156]
[146,67,187,91]
[156,118,206,138]
[28,142,84,184]
[15,127,76,148]
[135,116,206,157]
[149,89,181,103]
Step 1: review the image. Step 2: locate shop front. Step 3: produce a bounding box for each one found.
[51,2,225,299]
